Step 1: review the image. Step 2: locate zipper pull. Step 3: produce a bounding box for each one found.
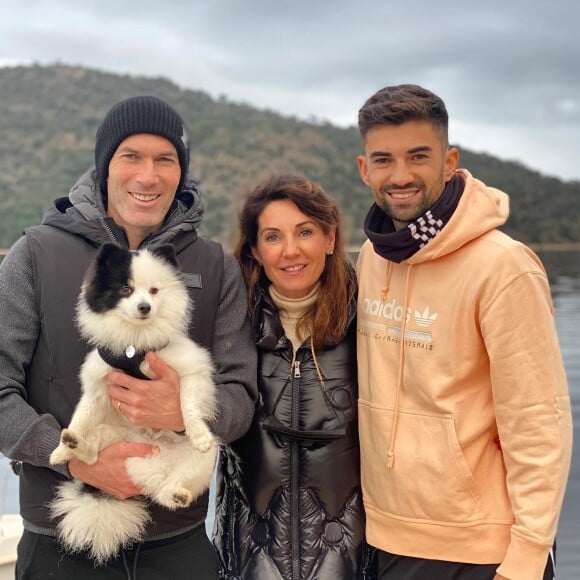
[294,361,301,378]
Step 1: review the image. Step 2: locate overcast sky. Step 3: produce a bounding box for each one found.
[2,0,579,181]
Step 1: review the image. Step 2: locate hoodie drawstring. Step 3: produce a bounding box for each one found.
[386,264,413,469]
[381,261,394,302]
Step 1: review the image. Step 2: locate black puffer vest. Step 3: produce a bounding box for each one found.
[19,224,224,538]
[214,280,374,579]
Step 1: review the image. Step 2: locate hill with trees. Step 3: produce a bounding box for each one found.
[1,64,579,249]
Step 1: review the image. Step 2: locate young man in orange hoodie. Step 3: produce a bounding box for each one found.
[355,84,572,580]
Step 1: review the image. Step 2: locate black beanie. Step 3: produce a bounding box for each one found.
[94,96,190,196]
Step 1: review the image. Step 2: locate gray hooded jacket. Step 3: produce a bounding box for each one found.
[0,170,257,538]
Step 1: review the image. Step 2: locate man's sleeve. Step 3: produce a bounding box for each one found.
[0,237,68,475]
[209,252,258,444]
[483,248,573,580]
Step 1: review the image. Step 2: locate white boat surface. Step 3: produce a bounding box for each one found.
[1,456,22,579]
[0,514,22,579]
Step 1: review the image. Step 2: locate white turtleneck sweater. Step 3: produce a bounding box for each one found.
[268,283,320,352]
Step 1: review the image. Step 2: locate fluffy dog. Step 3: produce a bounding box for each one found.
[49,243,218,564]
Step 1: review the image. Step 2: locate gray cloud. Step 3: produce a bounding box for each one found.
[1,0,579,180]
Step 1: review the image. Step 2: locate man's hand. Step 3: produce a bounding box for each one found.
[68,442,157,499]
[107,352,186,432]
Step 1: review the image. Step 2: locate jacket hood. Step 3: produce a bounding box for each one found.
[40,168,205,249]
[405,169,509,264]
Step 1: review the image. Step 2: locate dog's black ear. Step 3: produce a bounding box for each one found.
[82,244,132,312]
[150,244,179,269]
[95,243,130,274]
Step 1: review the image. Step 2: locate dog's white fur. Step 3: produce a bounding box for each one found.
[49,246,218,565]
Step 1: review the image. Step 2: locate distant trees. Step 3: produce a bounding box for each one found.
[0,64,578,249]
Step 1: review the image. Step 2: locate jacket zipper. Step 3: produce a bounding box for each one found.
[227,479,236,574]
[99,217,121,245]
[294,360,301,378]
[291,358,300,580]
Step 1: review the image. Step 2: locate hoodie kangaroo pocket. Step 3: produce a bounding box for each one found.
[359,402,484,523]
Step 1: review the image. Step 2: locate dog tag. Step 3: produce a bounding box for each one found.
[125,345,136,359]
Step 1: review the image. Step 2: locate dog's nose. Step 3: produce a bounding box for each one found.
[138,302,151,315]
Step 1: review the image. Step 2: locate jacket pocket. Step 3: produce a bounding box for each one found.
[359,401,485,523]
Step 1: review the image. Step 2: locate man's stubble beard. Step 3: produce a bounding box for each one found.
[374,169,446,226]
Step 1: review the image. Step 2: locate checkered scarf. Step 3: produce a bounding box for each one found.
[363,174,464,263]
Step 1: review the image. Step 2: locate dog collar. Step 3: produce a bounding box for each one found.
[97,345,151,379]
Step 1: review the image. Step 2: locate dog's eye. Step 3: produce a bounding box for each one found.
[150,287,159,295]
[119,286,133,297]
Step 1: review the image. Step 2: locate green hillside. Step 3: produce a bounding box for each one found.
[1,64,579,249]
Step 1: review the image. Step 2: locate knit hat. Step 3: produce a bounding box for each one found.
[94,96,190,196]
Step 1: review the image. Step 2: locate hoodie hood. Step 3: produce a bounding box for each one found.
[41,168,205,251]
[405,169,509,264]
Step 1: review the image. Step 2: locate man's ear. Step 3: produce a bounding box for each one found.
[357,155,370,187]
[444,147,459,181]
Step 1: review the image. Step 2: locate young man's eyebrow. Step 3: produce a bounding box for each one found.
[408,145,433,154]
[368,145,433,158]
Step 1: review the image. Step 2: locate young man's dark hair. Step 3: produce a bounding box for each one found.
[358,84,449,145]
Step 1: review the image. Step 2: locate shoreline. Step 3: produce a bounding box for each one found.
[346,242,580,254]
[2,243,580,258]
[528,242,580,251]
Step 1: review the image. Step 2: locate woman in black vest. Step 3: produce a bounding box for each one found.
[213,175,374,579]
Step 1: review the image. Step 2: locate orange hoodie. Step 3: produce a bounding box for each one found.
[356,169,572,580]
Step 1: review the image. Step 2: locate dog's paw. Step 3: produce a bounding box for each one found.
[56,429,98,464]
[49,429,82,464]
[61,429,80,450]
[172,489,193,508]
[49,444,72,465]
[189,430,215,454]
[155,487,193,510]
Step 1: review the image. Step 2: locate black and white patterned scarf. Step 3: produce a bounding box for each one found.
[363,174,464,263]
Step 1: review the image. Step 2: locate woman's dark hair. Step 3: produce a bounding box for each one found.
[235,174,354,349]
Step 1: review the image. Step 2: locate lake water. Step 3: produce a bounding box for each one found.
[547,251,580,579]
[1,250,579,577]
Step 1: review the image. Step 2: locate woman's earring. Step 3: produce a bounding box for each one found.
[326,250,334,256]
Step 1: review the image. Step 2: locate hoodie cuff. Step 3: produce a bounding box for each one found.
[496,533,552,580]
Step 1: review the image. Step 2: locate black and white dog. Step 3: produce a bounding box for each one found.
[50,243,217,564]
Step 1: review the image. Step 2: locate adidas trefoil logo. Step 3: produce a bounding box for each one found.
[414,306,438,328]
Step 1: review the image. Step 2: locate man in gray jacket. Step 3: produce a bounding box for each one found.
[0,96,257,579]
